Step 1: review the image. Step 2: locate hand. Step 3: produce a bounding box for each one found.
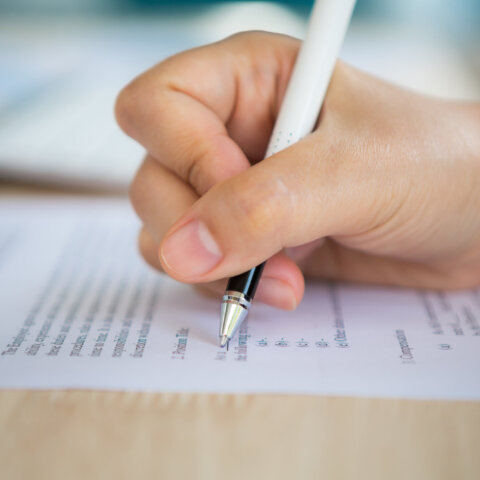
[115,31,480,310]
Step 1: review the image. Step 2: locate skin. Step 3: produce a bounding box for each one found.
[115,31,480,311]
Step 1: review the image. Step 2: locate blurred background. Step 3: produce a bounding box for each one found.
[1,0,479,192]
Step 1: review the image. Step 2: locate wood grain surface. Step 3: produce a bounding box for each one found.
[1,390,478,480]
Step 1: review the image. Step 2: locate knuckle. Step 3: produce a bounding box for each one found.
[115,81,138,136]
[226,30,272,45]
[230,175,292,243]
[115,59,176,138]
[224,31,253,44]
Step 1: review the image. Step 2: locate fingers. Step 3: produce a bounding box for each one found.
[256,252,304,310]
[121,32,306,307]
[158,129,396,283]
[139,227,304,310]
[120,82,250,195]
[130,155,198,243]
[115,42,242,195]
[131,155,305,309]
[194,252,305,310]
[115,32,299,194]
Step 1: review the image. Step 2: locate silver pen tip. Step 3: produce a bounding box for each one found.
[219,292,250,349]
[220,335,229,349]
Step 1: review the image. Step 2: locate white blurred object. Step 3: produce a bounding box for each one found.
[0,20,197,192]
[341,23,480,101]
[0,7,478,192]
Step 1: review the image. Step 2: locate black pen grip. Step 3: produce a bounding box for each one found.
[226,262,266,301]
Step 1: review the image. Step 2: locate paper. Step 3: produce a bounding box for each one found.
[1,196,479,399]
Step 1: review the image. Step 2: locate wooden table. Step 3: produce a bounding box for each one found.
[1,391,479,479]
[1,184,479,480]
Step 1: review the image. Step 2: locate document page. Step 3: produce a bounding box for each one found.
[1,196,479,399]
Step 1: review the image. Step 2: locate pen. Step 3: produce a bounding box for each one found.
[219,0,356,349]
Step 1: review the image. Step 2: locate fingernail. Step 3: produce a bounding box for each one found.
[161,220,222,277]
[255,277,297,311]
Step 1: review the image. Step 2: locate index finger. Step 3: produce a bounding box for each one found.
[115,32,299,194]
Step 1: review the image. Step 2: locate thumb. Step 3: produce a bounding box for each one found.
[159,131,388,282]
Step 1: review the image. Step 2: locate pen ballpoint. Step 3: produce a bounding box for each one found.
[219,0,356,348]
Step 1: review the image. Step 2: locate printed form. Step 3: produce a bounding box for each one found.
[1,196,479,399]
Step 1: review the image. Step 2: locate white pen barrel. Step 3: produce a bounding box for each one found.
[265,0,356,157]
